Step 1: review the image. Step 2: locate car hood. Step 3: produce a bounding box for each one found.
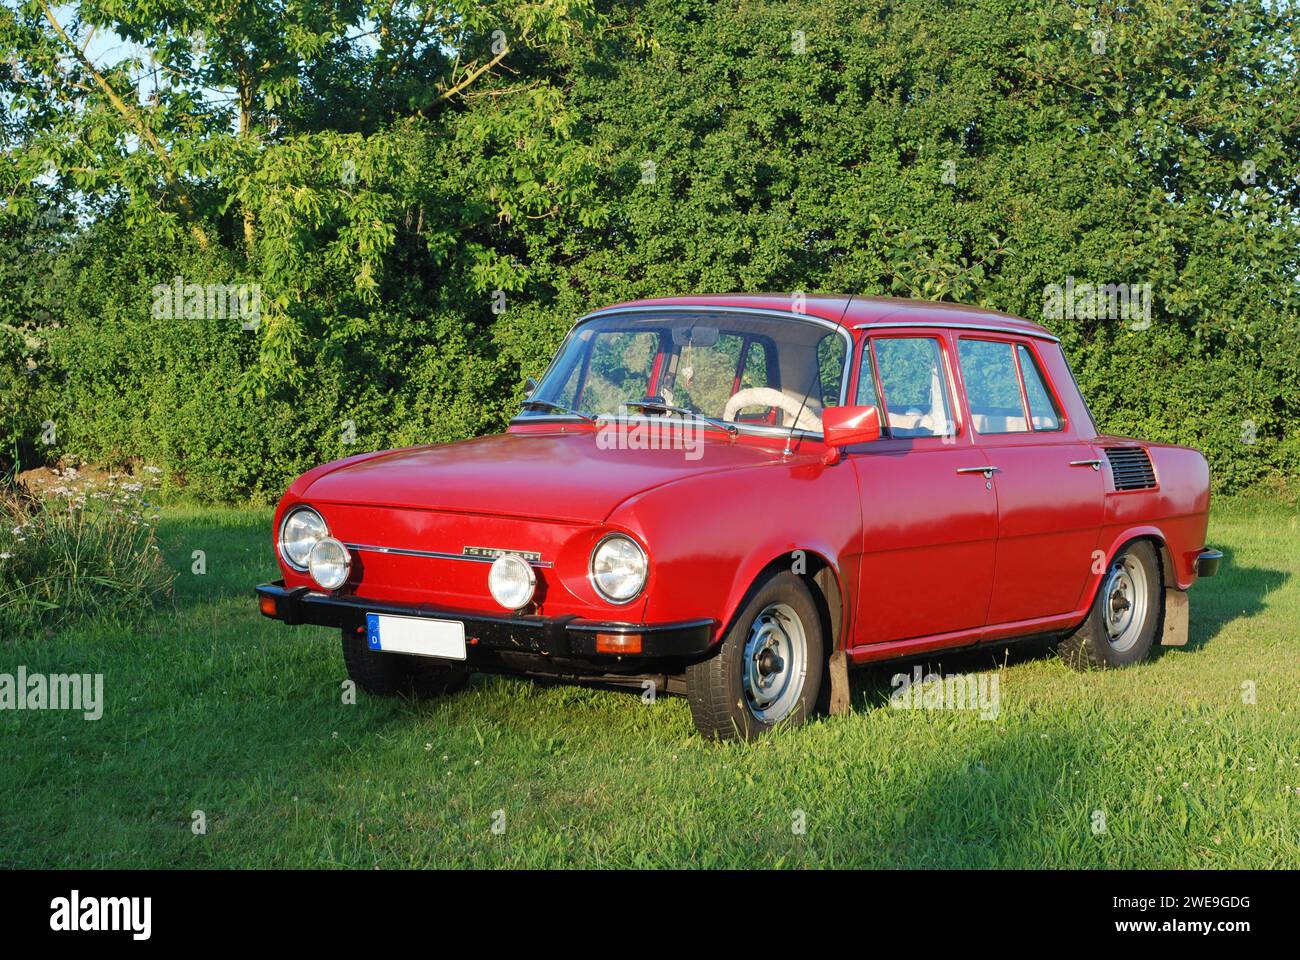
[302,428,787,524]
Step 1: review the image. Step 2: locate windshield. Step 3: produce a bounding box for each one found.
[518,310,849,434]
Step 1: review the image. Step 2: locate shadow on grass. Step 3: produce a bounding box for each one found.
[877,716,1098,868]
[848,637,1055,712]
[1184,545,1287,650]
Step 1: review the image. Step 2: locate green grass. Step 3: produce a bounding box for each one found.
[2,496,1297,868]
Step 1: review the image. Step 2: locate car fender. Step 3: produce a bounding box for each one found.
[1084,524,1202,646]
[1084,525,1170,602]
[717,544,851,649]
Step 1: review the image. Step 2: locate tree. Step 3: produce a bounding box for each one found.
[1,1,608,378]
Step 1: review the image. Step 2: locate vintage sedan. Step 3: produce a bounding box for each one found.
[256,294,1221,740]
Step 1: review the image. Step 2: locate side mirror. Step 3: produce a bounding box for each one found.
[822,405,881,447]
[524,376,538,399]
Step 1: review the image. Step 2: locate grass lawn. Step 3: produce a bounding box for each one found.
[2,495,1297,868]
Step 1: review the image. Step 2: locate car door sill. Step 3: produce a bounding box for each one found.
[846,611,1088,665]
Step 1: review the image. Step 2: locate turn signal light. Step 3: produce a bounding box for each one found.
[258,595,278,618]
[595,632,642,654]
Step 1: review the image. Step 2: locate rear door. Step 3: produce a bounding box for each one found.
[846,332,999,645]
[954,337,1104,626]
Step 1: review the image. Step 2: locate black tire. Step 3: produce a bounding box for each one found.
[340,628,471,698]
[686,571,825,741]
[1057,540,1163,670]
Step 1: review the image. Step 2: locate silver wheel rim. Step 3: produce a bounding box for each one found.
[742,602,808,724]
[1102,554,1149,653]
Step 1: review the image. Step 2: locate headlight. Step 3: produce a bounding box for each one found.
[278,506,328,571]
[489,553,536,610]
[307,537,351,591]
[589,534,648,604]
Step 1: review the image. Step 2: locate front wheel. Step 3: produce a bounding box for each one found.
[1057,540,1163,669]
[340,628,472,698]
[686,571,825,741]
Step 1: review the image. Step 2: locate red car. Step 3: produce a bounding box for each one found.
[257,294,1221,740]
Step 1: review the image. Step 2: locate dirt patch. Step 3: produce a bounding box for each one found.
[15,461,150,496]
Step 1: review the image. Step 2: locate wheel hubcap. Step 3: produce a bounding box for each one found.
[742,602,808,723]
[1102,554,1149,653]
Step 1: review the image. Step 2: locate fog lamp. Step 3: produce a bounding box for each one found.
[489,554,536,610]
[307,537,351,591]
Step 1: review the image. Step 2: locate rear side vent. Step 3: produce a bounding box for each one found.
[1104,447,1157,491]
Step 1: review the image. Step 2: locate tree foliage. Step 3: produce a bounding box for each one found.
[1,0,1297,496]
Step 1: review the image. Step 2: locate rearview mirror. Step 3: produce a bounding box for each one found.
[671,325,720,348]
[822,405,881,447]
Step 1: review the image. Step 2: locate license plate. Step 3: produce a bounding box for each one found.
[366,613,466,660]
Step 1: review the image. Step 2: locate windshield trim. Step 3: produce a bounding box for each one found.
[511,305,854,438]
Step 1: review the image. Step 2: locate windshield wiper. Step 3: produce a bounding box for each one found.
[519,399,599,423]
[622,397,738,438]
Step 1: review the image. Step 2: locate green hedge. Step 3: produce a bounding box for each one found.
[4,0,1297,500]
[27,223,516,501]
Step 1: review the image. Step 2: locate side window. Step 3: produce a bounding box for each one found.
[1016,344,1063,431]
[957,339,1028,434]
[871,337,955,438]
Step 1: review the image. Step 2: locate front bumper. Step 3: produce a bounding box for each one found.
[255,581,715,663]
[1196,549,1223,578]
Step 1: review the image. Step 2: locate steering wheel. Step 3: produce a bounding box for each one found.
[723,387,823,432]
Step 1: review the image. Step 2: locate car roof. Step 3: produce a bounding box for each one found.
[586,294,1058,342]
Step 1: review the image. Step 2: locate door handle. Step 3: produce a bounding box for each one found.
[1069,459,1102,471]
[956,466,999,478]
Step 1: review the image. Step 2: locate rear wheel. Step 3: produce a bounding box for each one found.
[686,571,825,741]
[340,628,471,698]
[1057,540,1163,669]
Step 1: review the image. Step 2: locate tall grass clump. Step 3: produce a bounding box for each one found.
[0,468,175,637]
